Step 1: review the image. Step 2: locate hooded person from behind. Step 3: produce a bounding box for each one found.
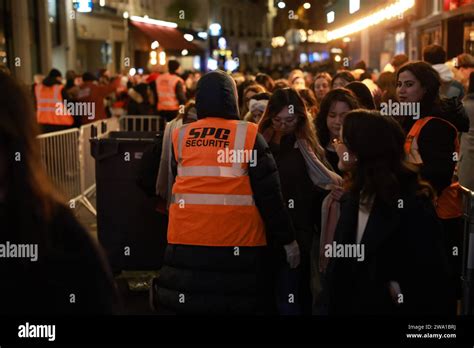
[195,70,240,120]
[153,70,299,314]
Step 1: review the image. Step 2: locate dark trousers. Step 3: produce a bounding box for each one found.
[274,254,312,315]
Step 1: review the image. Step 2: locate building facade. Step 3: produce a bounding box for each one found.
[2,0,280,82]
[411,0,474,60]
[1,0,52,82]
[324,0,415,71]
[323,0,474,71]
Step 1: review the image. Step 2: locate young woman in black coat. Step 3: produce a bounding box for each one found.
[258,88,340,314]
[325,110,454,315]
[397,61,468,305]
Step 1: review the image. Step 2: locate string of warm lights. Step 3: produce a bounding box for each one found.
[130,15,177,28]
[327,0,415,41]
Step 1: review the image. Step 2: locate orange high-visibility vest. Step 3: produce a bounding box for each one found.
[404,116,462,219]
[35,84,74,126]
[156,73,185,111]
[168,117,266,247]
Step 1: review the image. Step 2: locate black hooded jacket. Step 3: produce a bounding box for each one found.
[155,70,295,314]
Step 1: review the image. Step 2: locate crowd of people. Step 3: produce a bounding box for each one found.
[0,44,474,316]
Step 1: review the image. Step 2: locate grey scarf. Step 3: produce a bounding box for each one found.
[156,117,183,209]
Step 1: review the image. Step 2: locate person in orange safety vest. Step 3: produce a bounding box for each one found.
[152,70,300,314]
[35,69,74,133]
[154,60,186,122]
[404,116,463,219]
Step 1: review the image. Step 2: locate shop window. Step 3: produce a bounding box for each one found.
[101,42,112,66]
[48,0,60,46]
[421,25,442,55]
[395,32,405,55]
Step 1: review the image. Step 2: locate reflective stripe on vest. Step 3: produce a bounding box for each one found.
[176,121,249,175]
[156,73,184,111]
[178,166,247,177]
[35,84,74,126]
[172,193,255,206]
[168,118,266,247]
[404,116,462,219]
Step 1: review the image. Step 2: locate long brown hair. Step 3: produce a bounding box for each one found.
[297,88,319,119]
[316,88,359,147]
[0,72,61,239]
[258,87,326,161]
[396,61,441,111]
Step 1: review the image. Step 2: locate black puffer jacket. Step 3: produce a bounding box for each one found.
[155,70,296,314]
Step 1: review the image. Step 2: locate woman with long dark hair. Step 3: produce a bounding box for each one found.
[326,110,453,315]
[258,88,341,314]
[396,61,468,193]
[396,61,469,308]
[316,88,360,176]
[0,72,118,315]
[396,61,469,133]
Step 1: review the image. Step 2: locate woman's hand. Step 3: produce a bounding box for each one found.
[329,185,344,201]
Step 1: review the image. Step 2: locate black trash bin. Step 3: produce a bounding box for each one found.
[91,131,167,274]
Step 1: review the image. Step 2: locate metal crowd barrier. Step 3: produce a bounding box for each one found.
[119,115,164,132]
[38,116,161,215]
[460,185,474,315]
[37,118,121,215]
[38,128,82,206]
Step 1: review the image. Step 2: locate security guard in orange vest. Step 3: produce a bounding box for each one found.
[35,69,74,133]
[404,115,464,307]
[153,70,299,314]
[404,116,463,219]
[155,60,186,122]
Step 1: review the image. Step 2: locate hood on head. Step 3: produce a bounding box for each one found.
[195,70,240,120]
